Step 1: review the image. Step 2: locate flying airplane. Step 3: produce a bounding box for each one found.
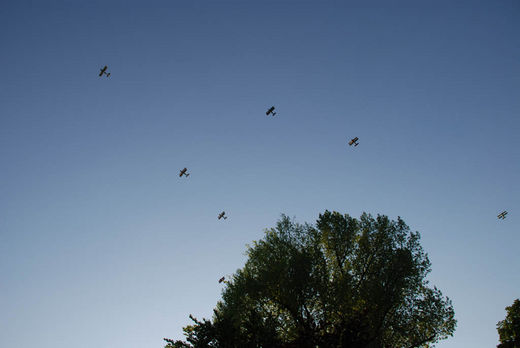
[218,211,227,220]
[218,276,225,283]
[99,65,111,77]
[266,106,276,116]
[179,167,190,178]
[348,137,359,147]
[498,211,508,219]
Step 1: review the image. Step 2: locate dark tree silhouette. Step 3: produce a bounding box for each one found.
[497,299,520,348]
[166,211,456,347]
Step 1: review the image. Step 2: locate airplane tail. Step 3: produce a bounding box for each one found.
[224,217,227,220]
[106,73,111,77]
[186,173,190,177]
[273,112,276,116]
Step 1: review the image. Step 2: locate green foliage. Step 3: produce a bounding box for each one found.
[497,299,520,348]
[168,211,456,347]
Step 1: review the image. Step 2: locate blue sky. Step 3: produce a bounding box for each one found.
[1,1,518,347]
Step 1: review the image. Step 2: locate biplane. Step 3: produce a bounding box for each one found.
[218,211,227,220]
[348,137,359,147]
[99,66,111,77]
[266,106,276,116]
[218,276,225,283]
[498,211,508,219]
[179,167,190,178]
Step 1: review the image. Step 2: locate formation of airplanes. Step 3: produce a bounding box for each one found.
[100,66,509,288]
[98,65,110,77]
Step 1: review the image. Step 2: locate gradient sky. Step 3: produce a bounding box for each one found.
[1,1,519,347]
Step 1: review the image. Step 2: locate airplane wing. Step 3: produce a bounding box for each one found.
[98,71,103,77]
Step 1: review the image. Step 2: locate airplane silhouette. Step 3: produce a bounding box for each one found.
[348,137,359,147]
[266,106,276,116]
[99,65,110,77]
[218,211,227,220]
[179,167,190,178]
[498,211,508,219]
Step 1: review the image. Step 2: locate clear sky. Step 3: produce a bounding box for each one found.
[1,1,518,347]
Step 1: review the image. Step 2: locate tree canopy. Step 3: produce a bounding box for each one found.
[166,211,456,348]
[497,299,520,348]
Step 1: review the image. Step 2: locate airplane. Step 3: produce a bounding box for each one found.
[218,276,225,283]
[266,106,276,116]
[179,167,190,178]
[348,137,359,147]
[99,65,111,77]
[498,211,508,219]
[218,211,227,220]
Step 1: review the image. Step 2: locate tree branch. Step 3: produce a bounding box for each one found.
[407,334,436,348]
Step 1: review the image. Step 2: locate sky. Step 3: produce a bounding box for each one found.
[0,0,518,347]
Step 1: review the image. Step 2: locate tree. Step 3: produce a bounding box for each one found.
[166,211,456,347]
[497,299,520,348]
